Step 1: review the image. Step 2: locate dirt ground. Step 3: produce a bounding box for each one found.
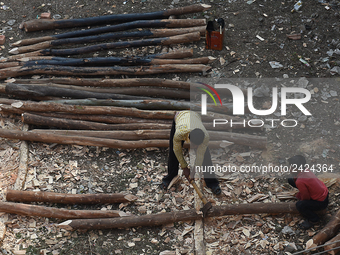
[0,0,340,254]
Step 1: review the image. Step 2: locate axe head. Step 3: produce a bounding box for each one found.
[201,201,212,217]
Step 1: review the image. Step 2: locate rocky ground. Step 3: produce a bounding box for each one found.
[0,0,340,255]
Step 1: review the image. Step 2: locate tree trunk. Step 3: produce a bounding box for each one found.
[19,4,210,32]
[58,202,298,230]
[0,64,210,79]
[0,101,176,119]
[8,77,193,89]
[0,201,130,219]
[307,209,340,248]
[11,26,205,54]
[6,190,137,204]
[21,113,172,130]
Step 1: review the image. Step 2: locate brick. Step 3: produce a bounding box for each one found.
[40,12,51,19]
[0,35,5,45]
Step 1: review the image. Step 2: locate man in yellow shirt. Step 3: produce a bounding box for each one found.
[161,110,221,195]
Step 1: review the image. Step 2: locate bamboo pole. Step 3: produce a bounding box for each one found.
[58,202,298,230]
[10,26,206,54]
[0,64,210,79]
[19,4,211,32]
[0,201,130,219]
[6,190,137,204]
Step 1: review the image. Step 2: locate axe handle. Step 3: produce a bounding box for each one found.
[190,179,209,205]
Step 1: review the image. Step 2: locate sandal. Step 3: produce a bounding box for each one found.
[211,186,222,195]
[161,180,170,190]
[298,220,315,230]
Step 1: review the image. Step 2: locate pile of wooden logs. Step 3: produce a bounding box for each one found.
[0,4,214,79]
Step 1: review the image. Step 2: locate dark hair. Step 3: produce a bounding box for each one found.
[189,128,205,145]
[288,155,306,168]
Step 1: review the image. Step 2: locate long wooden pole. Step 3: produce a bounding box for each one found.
[58,202,298,230]
[10,26,206,54]
[0,201,130,219]
[6,190,137,204]
[0,64,210,79]
[19,4,210,32]
[12,19,206,48]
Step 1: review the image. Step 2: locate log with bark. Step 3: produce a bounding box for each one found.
[29,129,266,148]
[10,26,206,54]
[12,19,206,48]
[0,63,210,79]
[0,201,130,219]
[6,189,137,204]
[1,56,214,68]
[6,83,190,100]
[7,77,194,89]
[0,101,176,119]
[21,113,173,130]
[19,4,210,32]
[0,128,236,149]
[323,233,340,255]
[7,32,201,60]
[306,209,340,249]
[57,202,298,230]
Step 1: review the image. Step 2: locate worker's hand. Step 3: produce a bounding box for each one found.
[183,167,192,182]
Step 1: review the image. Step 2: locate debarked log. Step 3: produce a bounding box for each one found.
[6,189,137,204]
[7,77,194,89]
[19,4,210,32]
[0,64,210,79]
[324,233,340,255]
[0,101,176,119]
[21,113,172,130]
[0,201,130,219]
[10,26,206,54]
[57,202,298,230]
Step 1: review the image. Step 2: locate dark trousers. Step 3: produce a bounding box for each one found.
[163,120,219,189]
[288,178,329,222]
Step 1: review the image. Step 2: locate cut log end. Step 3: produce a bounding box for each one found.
[57,220,73,231]
[9,48,19,55]
[12,40,22,47]
[306,239,317,250]
[208,56,217,63]
[201,4,212,9]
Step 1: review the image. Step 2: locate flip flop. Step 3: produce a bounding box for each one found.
[211,186,222,195]
[160,180,170,190]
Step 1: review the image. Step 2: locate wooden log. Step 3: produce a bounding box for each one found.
[324,233,340,255]
[5,57,214,67]
[13,32,201,57]
[12,19,206,49]
[57,202,298,230]
[0,64,210,79]
[5,84,151,100]
[35,113,172,125]
[21,113,172,130]
[45,98,231,115]
[6,189,137,204]
[0,201,130,219]
[19,4,211,32]
[0,101,176,119]
[306,209,340,249]
[7,77,194,89]
[10,26,206,54]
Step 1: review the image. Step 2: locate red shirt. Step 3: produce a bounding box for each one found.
[295,170,328,201]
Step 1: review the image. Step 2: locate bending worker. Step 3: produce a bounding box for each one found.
[161,110,221,195]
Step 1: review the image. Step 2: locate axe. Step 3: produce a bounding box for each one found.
[189,179,212,217]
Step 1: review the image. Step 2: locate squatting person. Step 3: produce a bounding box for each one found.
[161,110,221,195]
[287,155,329,230]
